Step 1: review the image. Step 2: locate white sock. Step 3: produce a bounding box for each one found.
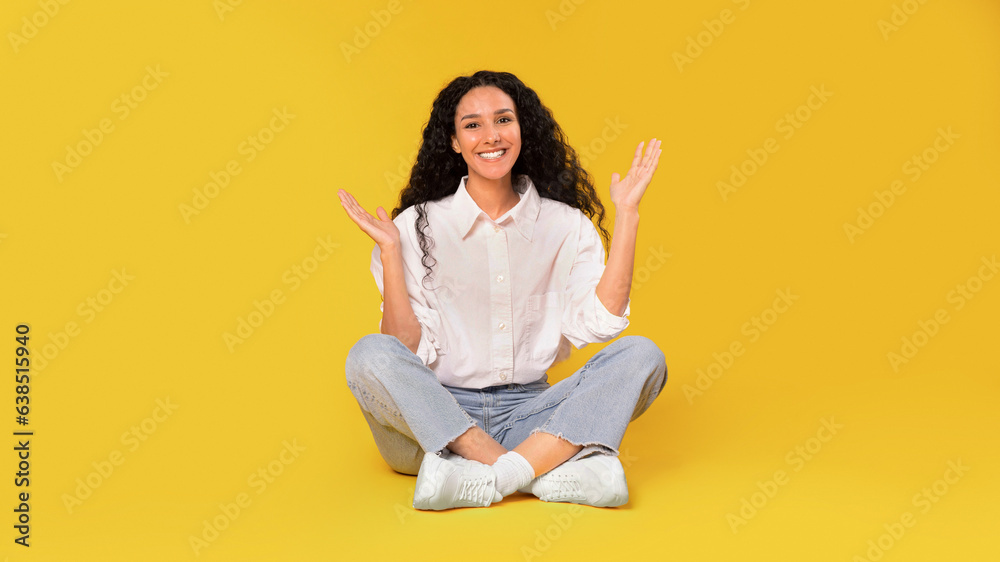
[492,451,535,497]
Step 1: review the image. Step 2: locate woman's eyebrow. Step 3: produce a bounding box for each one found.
[460,108,515,121]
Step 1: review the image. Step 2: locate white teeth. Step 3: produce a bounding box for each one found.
[478,149,505,160]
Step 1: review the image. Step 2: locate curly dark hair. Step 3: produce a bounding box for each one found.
[392,70,609,287]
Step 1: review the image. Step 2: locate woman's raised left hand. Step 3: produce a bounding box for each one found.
[609,138,662,213]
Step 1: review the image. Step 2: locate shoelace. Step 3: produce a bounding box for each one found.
[457,476,495,506]
[545,474,585,500]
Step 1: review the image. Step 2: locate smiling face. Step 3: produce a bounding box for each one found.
[451,86,522,188]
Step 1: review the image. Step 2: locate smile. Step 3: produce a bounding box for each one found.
[476,149,507,161]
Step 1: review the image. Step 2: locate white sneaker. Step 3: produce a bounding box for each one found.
[412,450,503,510]
[523,454,629,507]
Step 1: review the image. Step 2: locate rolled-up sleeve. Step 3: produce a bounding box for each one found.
[561,213,630,349]
[369,241,444,366]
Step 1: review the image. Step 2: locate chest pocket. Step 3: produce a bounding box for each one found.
[526,292,566,362]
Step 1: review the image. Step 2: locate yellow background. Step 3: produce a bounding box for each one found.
[2,0,998,560]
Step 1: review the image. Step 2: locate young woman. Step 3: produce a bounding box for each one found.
[339,70,667,510]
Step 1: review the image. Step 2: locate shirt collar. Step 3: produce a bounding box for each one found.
[453,175,540,241]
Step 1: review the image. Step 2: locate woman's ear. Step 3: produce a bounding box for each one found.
[451,136,460,153]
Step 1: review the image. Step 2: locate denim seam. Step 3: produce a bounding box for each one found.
[497,389,574,433]
[528,428,620,458]
[481,391,487,434]
[502,366,595,429]
[527,370,598,440]
[350,383,404,422]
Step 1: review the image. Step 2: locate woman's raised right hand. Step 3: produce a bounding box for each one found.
[338,189,401,250]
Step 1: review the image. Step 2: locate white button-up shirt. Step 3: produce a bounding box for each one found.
[370,174,630,389]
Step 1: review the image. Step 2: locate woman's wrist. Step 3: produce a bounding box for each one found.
[613,206,640,228]
[380,242,403,263]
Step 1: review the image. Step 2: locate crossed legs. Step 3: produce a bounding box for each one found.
[346,333,667,509]
[449,425,582,478]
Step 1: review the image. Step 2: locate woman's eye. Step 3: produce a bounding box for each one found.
[465,123,478,129]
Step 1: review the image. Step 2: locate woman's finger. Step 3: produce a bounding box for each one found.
[641,140,661,174]
[628,141,644,174]
[643,148,662,185]
[344,193,372,221]
[643,139,658,166]
[338,188,359,208]
[338,189,358,213]
[645,142,659,170]
[340,195,364,222]
[341,194,376,229]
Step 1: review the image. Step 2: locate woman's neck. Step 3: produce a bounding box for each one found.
[465,174,520,220]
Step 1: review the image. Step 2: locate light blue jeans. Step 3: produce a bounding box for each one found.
[345,333,667,475]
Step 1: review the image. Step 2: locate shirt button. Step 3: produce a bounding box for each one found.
[498,322,505,330]
[500,374,507,381]
[496,275,504,283]
[494,225,502,233]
